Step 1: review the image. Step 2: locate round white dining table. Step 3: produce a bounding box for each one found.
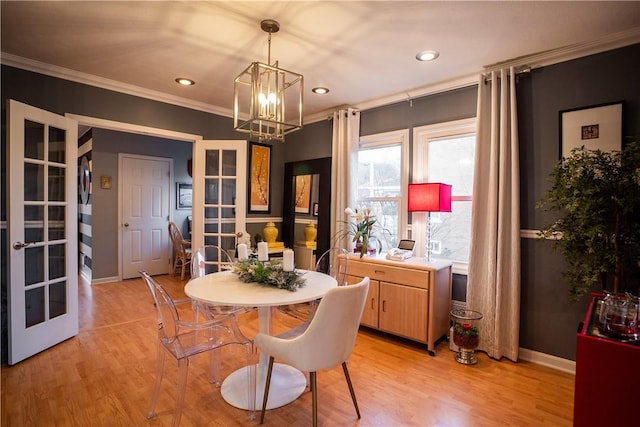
[184,269,337,410]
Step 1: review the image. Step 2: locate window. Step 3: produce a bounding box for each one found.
[413,118,476,271]
[356,130,409,251]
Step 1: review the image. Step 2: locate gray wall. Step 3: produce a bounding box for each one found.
[2,42,639,362]
[90,128,192,279]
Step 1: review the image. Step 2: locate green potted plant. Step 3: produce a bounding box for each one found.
[537,142,640,301]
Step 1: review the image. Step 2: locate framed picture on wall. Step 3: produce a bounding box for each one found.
[177,183,192,209]
[249,142,271,213]
[295,174,312,214]
[560,101,623,159]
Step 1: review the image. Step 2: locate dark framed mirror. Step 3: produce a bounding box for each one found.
[282,157,331,260]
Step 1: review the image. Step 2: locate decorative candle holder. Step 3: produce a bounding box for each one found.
[450,308,483,365]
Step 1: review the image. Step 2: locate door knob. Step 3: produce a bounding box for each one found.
[124,223,129,227]
[12,241,32,250]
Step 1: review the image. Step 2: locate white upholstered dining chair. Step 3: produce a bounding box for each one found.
[255,276,370,427]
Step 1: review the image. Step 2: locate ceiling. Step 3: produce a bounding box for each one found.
[2,1,639,123]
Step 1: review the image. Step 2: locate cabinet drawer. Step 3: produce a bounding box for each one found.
[347,260,430,289]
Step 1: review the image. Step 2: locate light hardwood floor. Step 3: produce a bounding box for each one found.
[1,274,575,426]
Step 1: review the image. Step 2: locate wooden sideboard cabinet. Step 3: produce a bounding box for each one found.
[339,254,452,355]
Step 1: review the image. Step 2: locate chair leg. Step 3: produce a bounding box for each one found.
[173,358,190,427]
[342,361,361,419]
[148,345,166,419]
[180,258,186,280]
[310,371,318,427]
[260,356,275,424]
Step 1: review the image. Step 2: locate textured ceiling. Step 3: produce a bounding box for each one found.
[2,1,639,122]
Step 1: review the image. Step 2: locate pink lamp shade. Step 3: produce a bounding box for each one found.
[408,183,452,212]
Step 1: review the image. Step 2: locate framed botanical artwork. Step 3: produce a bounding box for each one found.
[249,142,271,213]
[294,174,312,214]
[177,183,192,209]
[560,101,623,159]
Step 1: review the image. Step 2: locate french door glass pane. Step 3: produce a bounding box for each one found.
[205,150,219,175]
[25,206,44,242]
[48,206,65,240]
[25,287,45,327]
[49,281,67,319]
[48,126,66,164]
[204,179,219,204]
[24,120,44,160]
[221,178,235,205]
[24,163,44,201]
[25,246,44,286]
[205,207,218,219]
[222,150,236,176]
[48,166,65,201]
[49,243,66,280]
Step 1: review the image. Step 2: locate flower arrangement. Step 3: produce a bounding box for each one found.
[453,322,479,349]
[338,207,384,258]
[232,259,306,292]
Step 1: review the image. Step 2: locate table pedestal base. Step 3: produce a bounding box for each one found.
[221,363,307,410]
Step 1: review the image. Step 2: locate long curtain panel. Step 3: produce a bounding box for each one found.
[467,67,521,361]
[330,108,360,250]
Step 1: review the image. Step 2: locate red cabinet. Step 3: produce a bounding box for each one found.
[574,294,640,427]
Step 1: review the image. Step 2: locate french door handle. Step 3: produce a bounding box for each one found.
[12,241,32,250]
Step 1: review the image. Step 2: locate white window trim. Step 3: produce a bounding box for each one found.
[359,129,410,242]
[412,118,476,273]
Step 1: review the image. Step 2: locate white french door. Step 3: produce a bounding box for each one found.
[120,155,172,279]
[191,140,247,255]
[7,99,78,365]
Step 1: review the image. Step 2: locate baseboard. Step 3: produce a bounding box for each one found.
[91,276,120,285]
[519,347,576,374]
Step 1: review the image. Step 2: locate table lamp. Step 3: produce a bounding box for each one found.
[408,183,452,261]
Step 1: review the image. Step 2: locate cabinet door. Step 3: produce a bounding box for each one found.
[379,282,428,342]
[346,274,379,328]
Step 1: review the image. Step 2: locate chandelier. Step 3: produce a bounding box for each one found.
[233,19,303,143]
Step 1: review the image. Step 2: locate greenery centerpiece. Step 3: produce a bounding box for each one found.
[232,259,306,292]
[537,142,640,301]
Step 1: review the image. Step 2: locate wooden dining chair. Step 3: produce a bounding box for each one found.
[139,271,256,426]
[168,221,191,280]
[255,277,370,427]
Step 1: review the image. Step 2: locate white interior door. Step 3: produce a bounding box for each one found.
[191,140,246,254]
[120,155,171,279]
[7,99,78,365]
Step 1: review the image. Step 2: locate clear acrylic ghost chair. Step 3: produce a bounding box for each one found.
[139,271,256,426]
[279,248,349,322]
[255,277,370,427]
[190,245,253,318]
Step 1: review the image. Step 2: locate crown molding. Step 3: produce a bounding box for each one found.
[0,52,234,118]
[483,27,640,72]
[3,28,639,126]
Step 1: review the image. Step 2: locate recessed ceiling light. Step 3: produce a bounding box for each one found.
[312,87,330,94]
[415,50,439,62]
[175,77,195,86]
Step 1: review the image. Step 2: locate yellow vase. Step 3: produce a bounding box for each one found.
[263,221,278,243]
[304,222,317,242]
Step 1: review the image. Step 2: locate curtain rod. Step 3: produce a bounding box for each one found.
[482,65,532,84]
